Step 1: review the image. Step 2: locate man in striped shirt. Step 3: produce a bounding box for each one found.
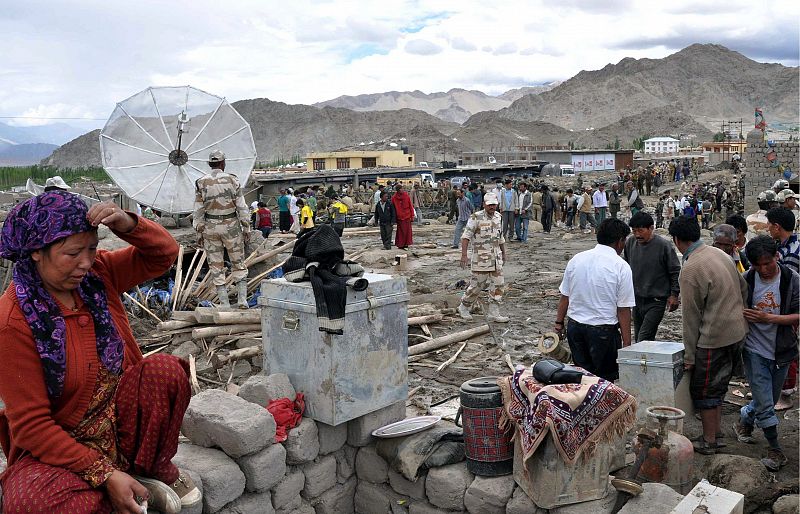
[767,207,800,274]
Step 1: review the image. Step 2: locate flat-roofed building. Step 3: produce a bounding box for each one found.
[306,150,415,171]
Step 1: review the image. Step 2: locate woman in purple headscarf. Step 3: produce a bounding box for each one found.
[0,191,199,514]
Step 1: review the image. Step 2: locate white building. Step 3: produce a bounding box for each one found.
[643,137,680,154]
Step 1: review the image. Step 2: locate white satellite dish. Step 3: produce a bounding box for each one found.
[99,86,257,214]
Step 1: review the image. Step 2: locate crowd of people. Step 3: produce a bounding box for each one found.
[552,196,798,470]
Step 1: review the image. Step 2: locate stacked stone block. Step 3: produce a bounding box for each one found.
[743,129,799,212]
[174,373,407,514]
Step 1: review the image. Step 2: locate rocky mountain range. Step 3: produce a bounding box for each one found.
[313,83,561,124]
[470,44,798,132]
[39,43,798,170]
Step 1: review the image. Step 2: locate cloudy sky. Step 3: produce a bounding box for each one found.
[2,0,798,129]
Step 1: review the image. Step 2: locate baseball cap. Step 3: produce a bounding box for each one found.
[484,192,499,205]
[779,189,798,201]
[208,149,226,162]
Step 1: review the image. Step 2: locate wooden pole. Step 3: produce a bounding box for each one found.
[123,292,162,323]
[192,323,262,340]
[213,310,261,324]
[210,346,263,368]
[408,325,490,356]
[170,245,184,312]
[408,314,443,326]
[436,341,467,372]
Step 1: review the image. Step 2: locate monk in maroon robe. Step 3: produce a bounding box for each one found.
[391,184,414,249]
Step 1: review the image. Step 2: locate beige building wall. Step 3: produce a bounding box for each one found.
[306,150,415,170]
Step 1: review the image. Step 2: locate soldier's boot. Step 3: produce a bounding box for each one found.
[458,303,473,321]
[236,280,248,309]
[216,285,230,308]
[487,302,509,323]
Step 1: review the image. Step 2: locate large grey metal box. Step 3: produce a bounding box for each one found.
[260,273,409,426]
[617,341,694,420]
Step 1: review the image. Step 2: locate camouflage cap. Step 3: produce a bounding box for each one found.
[779,188,798,201]
[208,149,226,162]
[773,179,789,190]
[484,192,499,205]
[760,190,778,202]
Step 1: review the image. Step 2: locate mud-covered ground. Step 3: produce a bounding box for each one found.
[122,169,797,507]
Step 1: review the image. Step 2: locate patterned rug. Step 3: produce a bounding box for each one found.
[498,367,636,466]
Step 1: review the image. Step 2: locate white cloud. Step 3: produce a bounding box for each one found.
[0,0,797,129]
[405,39,444,55]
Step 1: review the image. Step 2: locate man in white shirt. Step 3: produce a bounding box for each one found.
[554,218,636,381]
[592,183,609,222]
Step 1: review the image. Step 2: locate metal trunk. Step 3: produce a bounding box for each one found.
[617,340,694,420]
[260,273,409,426]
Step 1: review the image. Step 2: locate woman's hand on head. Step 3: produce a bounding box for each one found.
[87,201,137,233]
[105,470,149,514]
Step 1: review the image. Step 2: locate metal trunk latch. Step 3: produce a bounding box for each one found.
[366,290,378,321]
[282,311,300,331]
[640,354,648,374]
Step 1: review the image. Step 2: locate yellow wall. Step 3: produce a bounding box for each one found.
[701,142,746,153]
[306,150,416,170]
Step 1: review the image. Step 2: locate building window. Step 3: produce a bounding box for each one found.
[362,157,377,168]
[336,158,350,169]
[313,159,325,171]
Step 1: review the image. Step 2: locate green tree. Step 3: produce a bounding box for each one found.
[712,132,725,142]
[614,137,620,150]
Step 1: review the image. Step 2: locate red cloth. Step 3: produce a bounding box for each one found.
[257,207,273,228]
[395,219,413,248]
[391,190,414,221]
[267,393,305,443]
[0,217,179,477]
[784,359,798,390]
[0,355,190,513]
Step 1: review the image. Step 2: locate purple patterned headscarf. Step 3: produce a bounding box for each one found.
[0,191,124,399]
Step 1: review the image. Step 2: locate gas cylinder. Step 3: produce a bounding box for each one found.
[456,377,514,476]
[634,406,694,494]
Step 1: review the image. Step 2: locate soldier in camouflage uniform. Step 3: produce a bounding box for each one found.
[193,149,251,308]
[458,192,509,323]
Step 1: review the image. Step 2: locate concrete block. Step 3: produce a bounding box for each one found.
[276,495,303,514]
[272,469,305,511]
[425,462,474,511]
[238,442,287,492]
[172,340,200,359]
[408,501,454,514]
[311,476,357,514]
[285,500,315,514]
[356,446,389,484]
[347,401,406,447]
[301,455,337,499]
[506,486,547,514]
[389,469,426,500]
[239,373,296,407]
[354,481,403,514]
[550,487,617,514]
[672,479,744,514]
[218,491,275,514]
[463,475,515,514]
[285,418,320,464]
[618,482,684,514]
[317,422,347,455]
[773,494,799,514]
[335,445,358,484]
[181,389,277,458]
[172,443,246,514]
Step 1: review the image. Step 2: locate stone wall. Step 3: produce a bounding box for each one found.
[170,372,683,514]
[743,129,799,212]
